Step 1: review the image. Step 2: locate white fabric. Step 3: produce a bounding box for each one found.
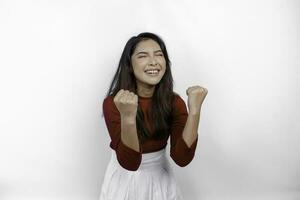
[99,148,184,200]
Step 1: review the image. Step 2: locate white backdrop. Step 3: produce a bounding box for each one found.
[0,0,299,199]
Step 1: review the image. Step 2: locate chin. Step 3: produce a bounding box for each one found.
[147,79,162,86]
[138,75,163,86]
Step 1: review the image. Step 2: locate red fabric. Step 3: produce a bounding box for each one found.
[102,93,198,171]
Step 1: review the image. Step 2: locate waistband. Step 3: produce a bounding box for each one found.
[110,148,167,171]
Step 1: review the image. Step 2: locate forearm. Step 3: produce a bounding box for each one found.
[120,116,140,152]
[182,109,201,148]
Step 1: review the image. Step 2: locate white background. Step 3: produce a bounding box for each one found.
[0,0,299,199]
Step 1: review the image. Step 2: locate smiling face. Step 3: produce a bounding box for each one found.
[131,39,166,96]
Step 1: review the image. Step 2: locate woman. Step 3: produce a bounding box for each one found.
[99,32,208,200]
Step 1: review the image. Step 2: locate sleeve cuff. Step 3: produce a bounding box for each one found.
[119,138,143,154]
[177,134,198,154]
[170,134,198,167]
[116,139,142,171]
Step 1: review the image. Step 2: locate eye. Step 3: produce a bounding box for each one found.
[138,56,146,58]
[157,54,163,57]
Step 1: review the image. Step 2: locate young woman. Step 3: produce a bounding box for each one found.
[99,32,208,200]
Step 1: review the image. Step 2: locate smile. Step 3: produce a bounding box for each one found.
[145,69,160,75]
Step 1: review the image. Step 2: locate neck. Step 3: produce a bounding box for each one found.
[137,82,155,98]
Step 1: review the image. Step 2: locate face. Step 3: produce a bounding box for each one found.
[131,39,166,89]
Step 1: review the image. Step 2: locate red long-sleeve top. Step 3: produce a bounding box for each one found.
[102,93,198,171]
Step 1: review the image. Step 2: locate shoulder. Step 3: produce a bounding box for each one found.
[172,92,186,107]
[103,95,114,104]
[103,95,113,106]
[171,92,187,114]
[102,95,118,112]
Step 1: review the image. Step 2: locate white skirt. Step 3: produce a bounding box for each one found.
[99,147,184,200]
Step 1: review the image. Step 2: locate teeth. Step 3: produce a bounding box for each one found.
[145,70,159,74]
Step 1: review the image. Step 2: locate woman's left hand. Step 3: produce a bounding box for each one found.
[186,85,208,114]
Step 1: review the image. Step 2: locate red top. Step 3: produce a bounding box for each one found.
[102,93,198,171]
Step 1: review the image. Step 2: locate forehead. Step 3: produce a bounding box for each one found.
[134,39,162,52]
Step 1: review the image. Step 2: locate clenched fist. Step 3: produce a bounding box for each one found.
[113,89,138,118]
[186,85,208,114]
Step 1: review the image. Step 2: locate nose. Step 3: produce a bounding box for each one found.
[149,57,158,66]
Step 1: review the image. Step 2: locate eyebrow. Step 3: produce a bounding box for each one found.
[136,50,163,55]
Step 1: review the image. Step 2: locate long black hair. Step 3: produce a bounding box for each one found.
[104,32,176,144]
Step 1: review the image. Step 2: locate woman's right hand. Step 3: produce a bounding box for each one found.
[113,89,138,119]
